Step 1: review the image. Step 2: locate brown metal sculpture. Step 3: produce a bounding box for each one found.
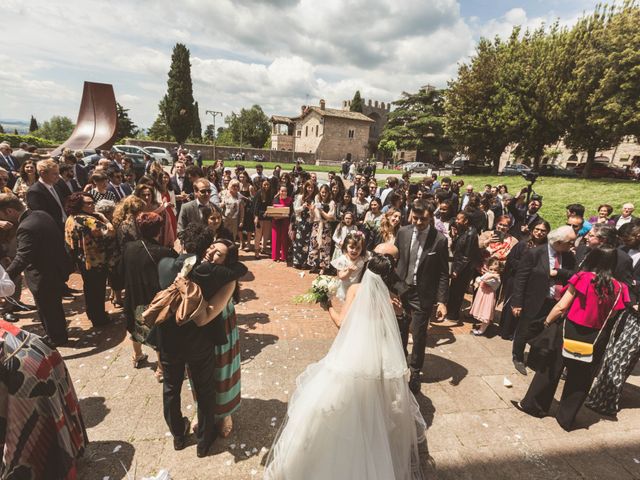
[51,81,118,156]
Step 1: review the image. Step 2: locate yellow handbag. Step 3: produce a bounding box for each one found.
[562,289,621,363]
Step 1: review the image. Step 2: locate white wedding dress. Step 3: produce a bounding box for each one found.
[264,270,427,480]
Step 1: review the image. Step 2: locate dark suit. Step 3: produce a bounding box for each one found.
[395,224,449,374]
[6,210,71,343]
[177,200,219,233]
[508,202,543,240]
[447,226,481,320]
[511,244,577,361]
[576,244,633,286]
[0,153,18,188]
[610,214,637,229]
[74,163,89,187]
[26,181,70,232]
[107,182,133,202]
[170,175,193,214]
[620,246,640,307]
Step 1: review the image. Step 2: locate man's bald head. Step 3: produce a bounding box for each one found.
[374,242,398,259]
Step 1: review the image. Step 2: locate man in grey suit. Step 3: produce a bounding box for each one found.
[395,199,449,393]
[177,178,221,233]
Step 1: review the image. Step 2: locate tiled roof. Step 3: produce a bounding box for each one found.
[270,115,294,124]
[295,106,375,123]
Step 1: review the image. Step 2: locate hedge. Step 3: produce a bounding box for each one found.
[0,133,57,148]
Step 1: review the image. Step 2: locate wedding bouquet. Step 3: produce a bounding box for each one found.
[293,275,339,308]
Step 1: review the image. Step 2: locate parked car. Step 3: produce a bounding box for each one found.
[402,162,435,174]
[571,162,629,179]
[111,146,147,179]
[144,146,172,165]
[500,164,532,176]
[536,165,577,177]
[113,144,153,157]
[451,159,492,175]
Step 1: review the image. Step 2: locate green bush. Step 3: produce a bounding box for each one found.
[0,133,57,148]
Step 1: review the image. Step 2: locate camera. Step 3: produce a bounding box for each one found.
[522,171,539,183]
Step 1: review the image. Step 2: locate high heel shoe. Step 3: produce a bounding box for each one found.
[132,353,148,369]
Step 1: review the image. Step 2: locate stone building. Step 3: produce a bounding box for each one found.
[342,98,390,159]
[270,99,375,163]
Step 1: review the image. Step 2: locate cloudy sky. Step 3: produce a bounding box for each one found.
[2,0,598,130]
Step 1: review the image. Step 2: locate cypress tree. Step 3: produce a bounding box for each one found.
[350,90,364,112]
[164,43,195,144]
[192,101,202,140]
[29,115,39,132]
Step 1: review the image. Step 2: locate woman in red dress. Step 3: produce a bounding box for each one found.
[271,185,293,262]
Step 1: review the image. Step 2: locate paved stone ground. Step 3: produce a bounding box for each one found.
[14,253,640,479]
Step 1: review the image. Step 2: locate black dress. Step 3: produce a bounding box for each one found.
[241,189,254,233]
[120,239,177,336]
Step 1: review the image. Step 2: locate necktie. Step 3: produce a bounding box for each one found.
[48,185,67,222]
[405,229,422,285]
[553,253,563,300]
[116,186,123,199]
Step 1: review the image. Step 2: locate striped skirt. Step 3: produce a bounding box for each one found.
[213,301,242,420]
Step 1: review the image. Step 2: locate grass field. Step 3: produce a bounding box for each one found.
[202,159,400,175]
[435,174,637,229]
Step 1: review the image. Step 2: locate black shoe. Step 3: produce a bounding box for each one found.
[13,301,36,312]
[511,400,545,418]
[197,442,211,458]
[2,313,19,323]
[512,359,527,376]
[173,417,191,451]
[409,371,421,394]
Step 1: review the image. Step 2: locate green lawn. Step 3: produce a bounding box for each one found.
[433,174,638,229]
[202,159,400,175]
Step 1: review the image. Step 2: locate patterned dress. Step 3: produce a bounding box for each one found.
[0,321,87,479]
[213,301,241,420]
[307,200,336,270]
[292,196,313,268]
[586,310,640,415]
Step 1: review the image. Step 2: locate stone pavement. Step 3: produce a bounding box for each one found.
[13,254,640,479]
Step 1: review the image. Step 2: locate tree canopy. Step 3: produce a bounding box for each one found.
[115,103,139,142]
[35,116,75,142]
[350,91,364,112]
[29,116,38,133]
[163,43,195,144]
[224,105,270,148]
[381,86,452,163]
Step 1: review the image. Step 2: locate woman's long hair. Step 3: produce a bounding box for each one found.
[580,246,618,300]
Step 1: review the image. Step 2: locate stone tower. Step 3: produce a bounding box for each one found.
[342,98,390,160]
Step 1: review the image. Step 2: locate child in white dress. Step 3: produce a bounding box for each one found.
[331,211,358,261]
[330,231,367,302]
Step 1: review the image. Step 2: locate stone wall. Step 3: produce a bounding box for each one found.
[125,139,315,164]
[316,116,370,162]
[293,112,323,154]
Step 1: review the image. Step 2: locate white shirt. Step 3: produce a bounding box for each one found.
[616,215,632,229]
[410,226,428,285]
[548,244,561,298]
[628,249,640,268]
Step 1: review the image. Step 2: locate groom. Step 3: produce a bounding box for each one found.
[395,199,449,393]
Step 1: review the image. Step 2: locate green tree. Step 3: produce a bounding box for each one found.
[350,90,364,112]
[163,43,195,144]
[445,37,510,172]
[35,116,75,142]
[147,98,175,141]
[0,125,4,134]
[225,105,270,148]
[203,124,216,143]
[215,127,238,146]
[13,129,18,135]
[192,101,202,140]
[377,139,397,160]
[29,116,38,132]
[381,86,452,163]
[560,5,622,178]
[115,102,139,142]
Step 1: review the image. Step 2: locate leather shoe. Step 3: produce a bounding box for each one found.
[2,313,19,323]
[408,371,421,394]
[513,359,527,376]
[197,442,211,458]
[173,417,190,451]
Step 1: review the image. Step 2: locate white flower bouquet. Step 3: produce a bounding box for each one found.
[293,275,339,308]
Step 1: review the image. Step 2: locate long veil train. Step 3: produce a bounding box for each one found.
[264,269,427,480]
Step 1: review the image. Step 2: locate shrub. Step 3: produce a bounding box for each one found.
[0,133,57,148]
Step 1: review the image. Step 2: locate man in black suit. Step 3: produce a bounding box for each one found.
[435,177,459,213]
[107,168,133,202]
[395,199,449,393]
[26,159,69,233]
[446,211,481,323]
[59,164,82,193]
[0,195,71,345]
[169,161,192,214]
[619,220,640,306]
[510,225,578,374]
[509,191,544,239]
[0,143,19,188]
[63,151,89,187]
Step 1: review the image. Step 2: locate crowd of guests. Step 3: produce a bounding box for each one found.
[0,138,639,474]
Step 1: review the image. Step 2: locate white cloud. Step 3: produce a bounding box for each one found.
[1,0,598,129]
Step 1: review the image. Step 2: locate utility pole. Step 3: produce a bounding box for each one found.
[205,110,223,162]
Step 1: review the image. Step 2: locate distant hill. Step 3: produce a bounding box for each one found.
[0,119,29,134]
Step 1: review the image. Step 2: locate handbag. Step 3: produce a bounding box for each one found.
[562,288,621,363]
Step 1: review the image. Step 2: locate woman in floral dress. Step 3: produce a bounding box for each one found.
[307,184,336,274]
[292,180,317,268]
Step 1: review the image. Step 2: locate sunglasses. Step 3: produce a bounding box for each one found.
[198,189,212,194]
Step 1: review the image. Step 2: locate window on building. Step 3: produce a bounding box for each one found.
[305,126,308,136]
[348,129,355,139]
[315,125,319,137]
[296,130,301,137]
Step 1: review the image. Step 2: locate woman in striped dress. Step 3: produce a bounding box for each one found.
[208,239,243,437]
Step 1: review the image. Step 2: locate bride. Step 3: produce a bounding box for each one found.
[264,253,427,480]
